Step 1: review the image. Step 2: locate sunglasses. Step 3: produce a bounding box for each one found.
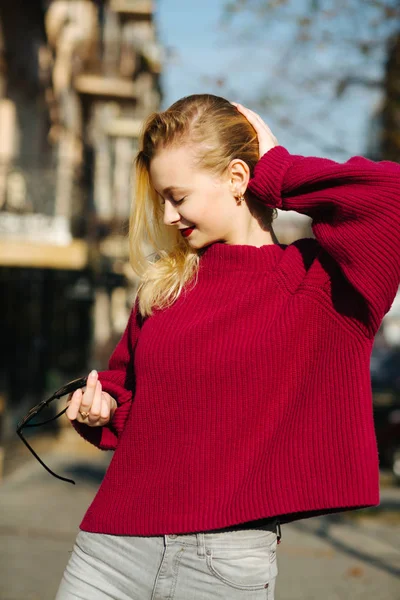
[16,375,88,485]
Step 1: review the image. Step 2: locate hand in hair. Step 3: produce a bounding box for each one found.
[231,102,278,158]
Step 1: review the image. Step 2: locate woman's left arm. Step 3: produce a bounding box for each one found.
[233,103,400,336]
[248,146,400,335]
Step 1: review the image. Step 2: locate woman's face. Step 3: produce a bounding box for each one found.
[149,144,248,249]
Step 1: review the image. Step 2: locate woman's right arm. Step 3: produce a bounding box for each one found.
[66,298,143,450]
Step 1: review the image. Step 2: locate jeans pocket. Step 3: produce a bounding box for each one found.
[205,532,278,592]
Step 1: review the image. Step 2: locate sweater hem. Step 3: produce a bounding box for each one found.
[78,499,380,537]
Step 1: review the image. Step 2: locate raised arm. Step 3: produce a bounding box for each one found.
[71,298,143,449]
[233,101,400,335]
[247,145,400,335]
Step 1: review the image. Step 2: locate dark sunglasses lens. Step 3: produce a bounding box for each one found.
[18,377,87,430]
[16,378,88,485]
[23,400,63,428]
[24,405,41,423]
[17,402,45,429]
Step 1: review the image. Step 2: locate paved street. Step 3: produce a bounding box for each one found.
[1,431,399,600]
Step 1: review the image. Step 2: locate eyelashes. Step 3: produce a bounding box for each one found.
[160,197,186,206]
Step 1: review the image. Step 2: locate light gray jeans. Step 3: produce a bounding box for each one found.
[55,525,279,599]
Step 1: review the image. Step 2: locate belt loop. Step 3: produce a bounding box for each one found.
[196,532,206,557]
[276,519,282,544]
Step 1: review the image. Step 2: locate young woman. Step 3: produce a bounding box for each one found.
[56,94,400,599]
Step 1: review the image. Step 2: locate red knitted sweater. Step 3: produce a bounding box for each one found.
[73,146,400,536]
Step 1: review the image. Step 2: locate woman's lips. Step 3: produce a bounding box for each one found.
[180,227,195,237]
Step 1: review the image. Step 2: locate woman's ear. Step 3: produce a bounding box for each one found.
[228,159,250,197]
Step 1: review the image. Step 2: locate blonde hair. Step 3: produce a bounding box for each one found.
[130,94,276,317]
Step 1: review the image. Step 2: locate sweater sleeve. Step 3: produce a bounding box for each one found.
[71,298,143,450]
[247,145,400,336]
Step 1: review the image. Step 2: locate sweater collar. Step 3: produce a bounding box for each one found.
[198,241,285,272]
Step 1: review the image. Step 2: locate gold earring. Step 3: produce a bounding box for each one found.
[235,194,245,205]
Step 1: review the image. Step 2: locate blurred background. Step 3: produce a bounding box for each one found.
[0,1,399,599]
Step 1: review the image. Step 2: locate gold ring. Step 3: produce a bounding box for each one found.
[79,410,90,419]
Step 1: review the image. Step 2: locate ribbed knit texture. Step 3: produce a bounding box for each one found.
[73,146,400,536]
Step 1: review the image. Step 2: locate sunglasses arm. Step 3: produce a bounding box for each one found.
[16,428,76,485]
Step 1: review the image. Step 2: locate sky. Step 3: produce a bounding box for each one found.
[155,0,388,161]
[156,1,233,105]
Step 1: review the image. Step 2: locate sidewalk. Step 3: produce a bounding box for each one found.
[1,432,399,600]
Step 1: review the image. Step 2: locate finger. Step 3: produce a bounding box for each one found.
[80,369,98,413]
[233,103,278,154]
[232,103,270,132]
[87,381,102,424]
[100,392,111,421]
[109,395,118,419]
[234,102,263,123]
[232,102,261,121]
[66,388,82,420]
[99,392,116,423]
[233,104,272,141]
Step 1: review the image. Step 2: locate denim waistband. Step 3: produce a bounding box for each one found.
[163,521,281,553]
[204,516,279,534]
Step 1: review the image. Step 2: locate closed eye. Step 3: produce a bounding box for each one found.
[160,197,186,205]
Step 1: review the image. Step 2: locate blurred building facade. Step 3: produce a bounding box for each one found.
[366,31,400,351]
[0,0,162,460]
[0,1,398,475]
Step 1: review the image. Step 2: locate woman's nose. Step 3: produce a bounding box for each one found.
[163,201,181,226]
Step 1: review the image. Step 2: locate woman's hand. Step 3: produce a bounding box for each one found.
[66,370,117,427]
[231,102,278,158]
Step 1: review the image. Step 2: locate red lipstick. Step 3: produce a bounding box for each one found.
[181,227,195,237]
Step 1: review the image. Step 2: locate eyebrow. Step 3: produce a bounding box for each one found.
[157,186,187,196]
